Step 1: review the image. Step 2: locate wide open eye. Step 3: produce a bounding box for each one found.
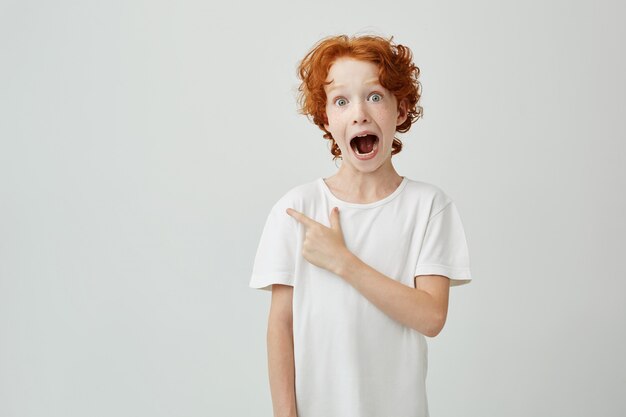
[334,97,348,107]
[369,93,383,102]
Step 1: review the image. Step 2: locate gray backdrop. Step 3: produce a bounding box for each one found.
[1,0,624,416]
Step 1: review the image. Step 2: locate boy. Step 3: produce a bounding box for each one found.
[250,34,472,417]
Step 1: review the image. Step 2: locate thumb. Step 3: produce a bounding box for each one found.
[329,207,342,232]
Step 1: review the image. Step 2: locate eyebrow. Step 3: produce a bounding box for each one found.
[326,79,381,93]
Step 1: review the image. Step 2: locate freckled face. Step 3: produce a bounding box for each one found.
[323,57,407,172]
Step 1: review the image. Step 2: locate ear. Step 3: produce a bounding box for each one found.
[396,99,408,126]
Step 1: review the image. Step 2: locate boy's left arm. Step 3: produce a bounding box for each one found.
[337,256,450,337]
[286,206,450,337]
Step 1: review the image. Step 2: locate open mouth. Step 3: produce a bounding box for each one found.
[350,134,379,159]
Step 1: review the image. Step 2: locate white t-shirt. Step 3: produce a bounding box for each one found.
[249,176,472,417]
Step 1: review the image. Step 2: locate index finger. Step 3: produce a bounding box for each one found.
[286,208,320,228]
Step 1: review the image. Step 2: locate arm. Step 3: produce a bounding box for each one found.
[286,207,450,338]
[267,284,298,417]
[337,255,450,337]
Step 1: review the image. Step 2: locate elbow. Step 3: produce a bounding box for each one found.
[422,312,447,338]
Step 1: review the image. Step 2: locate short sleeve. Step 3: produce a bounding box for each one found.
[249,201,297,292]
[414,201,472,287]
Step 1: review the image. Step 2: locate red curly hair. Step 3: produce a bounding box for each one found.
[296,34,423,161]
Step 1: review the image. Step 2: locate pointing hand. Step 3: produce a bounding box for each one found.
[286,207,350,275]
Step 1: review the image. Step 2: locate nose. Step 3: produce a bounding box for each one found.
[352,102,370,124]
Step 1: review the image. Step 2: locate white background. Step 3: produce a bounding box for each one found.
[1,0,625,416]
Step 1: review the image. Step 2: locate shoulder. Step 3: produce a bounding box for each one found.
[402,177,455,218]
[270,177,323,213]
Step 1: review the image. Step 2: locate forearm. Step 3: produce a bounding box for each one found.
[267,320,298,417]
[335,252,446,337]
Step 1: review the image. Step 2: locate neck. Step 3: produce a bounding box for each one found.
[326,159,403,203]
